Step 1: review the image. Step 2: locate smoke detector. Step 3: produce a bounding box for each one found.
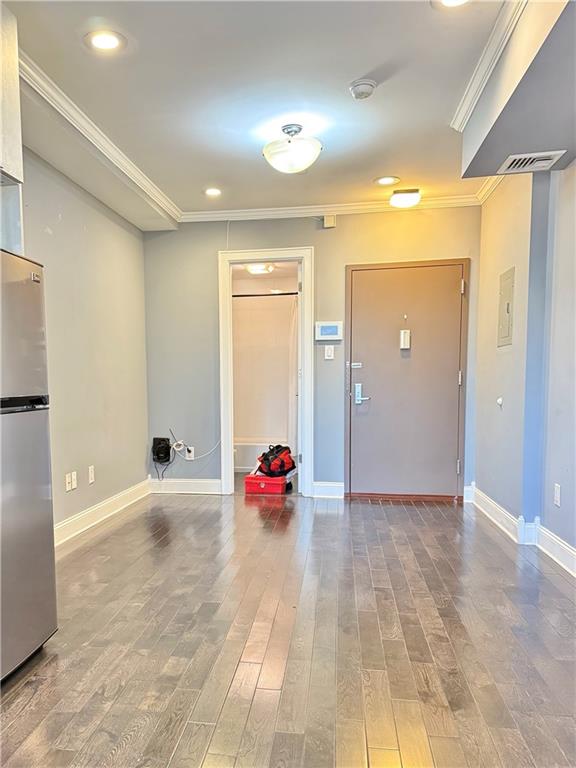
[349,78,377,100]
[497,150,566,175]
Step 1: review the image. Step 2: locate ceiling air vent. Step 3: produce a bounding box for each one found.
[497,150,566,175]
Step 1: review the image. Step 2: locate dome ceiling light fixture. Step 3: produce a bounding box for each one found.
[262,124,323,174]
[390,189,422,209]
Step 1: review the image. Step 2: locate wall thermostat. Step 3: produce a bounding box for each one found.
[315,321,343,341]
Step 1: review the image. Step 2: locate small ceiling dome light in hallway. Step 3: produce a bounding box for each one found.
[84,30,125,51]
[205,187,222,198]
[390,189,421,208]
[263,124,323,174]
[375,176,400,186]
[245,263,275,275]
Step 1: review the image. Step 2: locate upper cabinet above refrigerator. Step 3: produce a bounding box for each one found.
[1,7,24,184]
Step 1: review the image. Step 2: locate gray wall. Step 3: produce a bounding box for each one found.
[475,174,532,517]
[22,151,149,524]
[543,163,575,544]
[144,207,481,483]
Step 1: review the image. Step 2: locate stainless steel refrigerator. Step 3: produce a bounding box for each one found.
[1,249,57,679]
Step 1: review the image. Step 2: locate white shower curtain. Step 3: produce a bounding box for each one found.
[233,294,298,467]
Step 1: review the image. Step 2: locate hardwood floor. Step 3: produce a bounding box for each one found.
[1,487,575,767]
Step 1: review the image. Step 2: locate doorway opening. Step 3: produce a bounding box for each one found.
[345,259,470,501]
[218,247,314,496]
[231,262,299,490]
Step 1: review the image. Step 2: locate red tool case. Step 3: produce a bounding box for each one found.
[244,473,286,495]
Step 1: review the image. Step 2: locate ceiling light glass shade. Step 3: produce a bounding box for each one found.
[245,263,275,275]
[205,188,222,197]
[390,189,421,208]
[375,176,400,186]
[263,125,323,174]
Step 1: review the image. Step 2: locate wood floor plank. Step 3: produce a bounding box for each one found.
[429,736,469,767]
[412,662,458,738]
[335,718,368,768]
[367,749,402,768]
[207,662,260,758]
[275,658,311,734]
[169,721,214,768]
[268,731,304,768]
[361,669,397,750]
[200,754,235,768]
[358,611,386,670]
[234,688,280,768]
[392,699,435,768]
[144,689,201,759]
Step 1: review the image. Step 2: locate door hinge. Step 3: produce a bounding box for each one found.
[458,370,463,386]
[298,453,302,464]
[461,279,466,295]
[456,459,461,475]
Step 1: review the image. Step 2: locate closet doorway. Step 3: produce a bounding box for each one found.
[218,247,314,496]
[232,262,298,484]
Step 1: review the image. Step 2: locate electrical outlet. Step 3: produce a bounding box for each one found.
[324,345,335,360]
[88,465,95,484]
[71,471,78,490]
[554,483,561,507]
[185,446,195,461]
[65,473,72,492]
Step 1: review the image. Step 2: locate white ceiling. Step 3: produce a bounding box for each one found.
[11,1,503,214]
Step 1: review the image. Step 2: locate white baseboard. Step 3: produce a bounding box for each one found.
[463,483,475,503]
[471,484,574,576]
[538,524,576,577]
[149,477,222,494]
[472,486,520,543]
[312,481,344,499]
[54,479,150,547]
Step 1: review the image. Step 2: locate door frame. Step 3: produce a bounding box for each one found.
[344,258,471,499]
[218,246,314,496]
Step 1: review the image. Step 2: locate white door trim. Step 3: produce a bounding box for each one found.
[218,246,315,497]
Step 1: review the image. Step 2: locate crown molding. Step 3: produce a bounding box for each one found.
[179,195,481,222]
[476,175,504,203]
[19,51,494,229]
[450,0,529,133]
[18,50,181,224]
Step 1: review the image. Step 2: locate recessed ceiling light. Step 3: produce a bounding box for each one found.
[205,188,222,198]
[390,189,422,209]
[431,0,470,7]
[85,30,125,51]
[375,176,400,186]
[245,264,274,275]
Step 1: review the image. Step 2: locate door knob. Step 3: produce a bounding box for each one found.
[354,383,371,404]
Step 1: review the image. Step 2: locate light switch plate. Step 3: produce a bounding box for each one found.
[324,345,335,360]
[88,465,95,484]
[65,473,72,492]
[554,483,561,507]
[71,471,78,490]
